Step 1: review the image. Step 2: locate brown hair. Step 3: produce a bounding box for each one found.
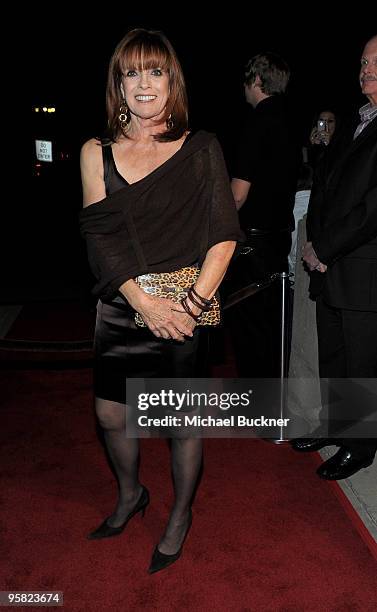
[106,28,188,142]
[244,52,290,95]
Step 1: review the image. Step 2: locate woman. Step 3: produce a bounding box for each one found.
[309,109,337,147]
[79,28,242,574]
[306,109,338,169]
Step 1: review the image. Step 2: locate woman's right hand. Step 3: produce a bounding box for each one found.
[136,294,195,341]
[118,278,196,341]
[310,128,330,146]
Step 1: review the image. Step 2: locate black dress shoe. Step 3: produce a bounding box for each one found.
[148,510,192,574]
[87,485,149,540]
[290,438,336,452]
[317,448,374,480]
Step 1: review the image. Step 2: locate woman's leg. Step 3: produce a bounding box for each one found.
[157,438,203,554]
[95,397,142,527]
[155,330,205,554]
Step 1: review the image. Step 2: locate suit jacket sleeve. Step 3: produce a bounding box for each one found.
[313,183,377,265]
[310,119,377,265]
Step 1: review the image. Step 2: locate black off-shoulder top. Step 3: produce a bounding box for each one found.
[79,130,243,301]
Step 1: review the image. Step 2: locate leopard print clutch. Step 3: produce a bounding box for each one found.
[134,266,221,327]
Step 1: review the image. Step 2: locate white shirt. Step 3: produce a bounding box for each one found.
[289,190,311,281]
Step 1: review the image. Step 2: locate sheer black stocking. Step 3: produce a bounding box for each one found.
[95,397,142,528]
[157,438,203,555]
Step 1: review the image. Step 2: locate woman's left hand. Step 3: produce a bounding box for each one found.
[171,301,198,334]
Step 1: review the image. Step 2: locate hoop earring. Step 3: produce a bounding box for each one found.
[166,113,174,129]
[119,100,131,133]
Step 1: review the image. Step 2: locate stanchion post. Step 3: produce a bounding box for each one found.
[274,271,291,444]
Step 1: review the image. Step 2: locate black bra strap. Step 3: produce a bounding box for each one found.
[101,144,113,193]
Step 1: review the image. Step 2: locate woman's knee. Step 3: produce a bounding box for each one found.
[95,398,126,431]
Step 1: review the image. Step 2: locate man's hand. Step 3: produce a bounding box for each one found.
[302,241,327,273]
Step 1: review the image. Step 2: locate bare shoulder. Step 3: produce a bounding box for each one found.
[80,138,103,165]
[80,138,106,207]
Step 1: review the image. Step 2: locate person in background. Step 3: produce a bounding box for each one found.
[309,109,337,146]
[305,109,338,169]
[286,163,313,367]
[292,35,377,480]
[79,28,241,573]
[229,51,299,377]
[288,163,313,282]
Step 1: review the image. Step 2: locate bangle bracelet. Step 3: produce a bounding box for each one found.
[190,285,213,307]
[181,297,200,322]
[186,289,210,312]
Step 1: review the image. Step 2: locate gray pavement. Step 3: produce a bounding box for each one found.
[320,446,377,542]
[290,218,376,547]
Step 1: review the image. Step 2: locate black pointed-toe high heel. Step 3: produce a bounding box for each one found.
[87,485,150,540]
[148,510,192,574]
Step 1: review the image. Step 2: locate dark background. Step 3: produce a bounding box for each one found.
[6,15,375,301]
[33,17,375,143]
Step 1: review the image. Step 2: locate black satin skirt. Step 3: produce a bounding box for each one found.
[94,297,205,404]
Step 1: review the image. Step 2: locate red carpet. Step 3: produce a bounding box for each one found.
[1,368,377,611]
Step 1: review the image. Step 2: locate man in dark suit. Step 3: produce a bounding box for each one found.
[292,35,377,480]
